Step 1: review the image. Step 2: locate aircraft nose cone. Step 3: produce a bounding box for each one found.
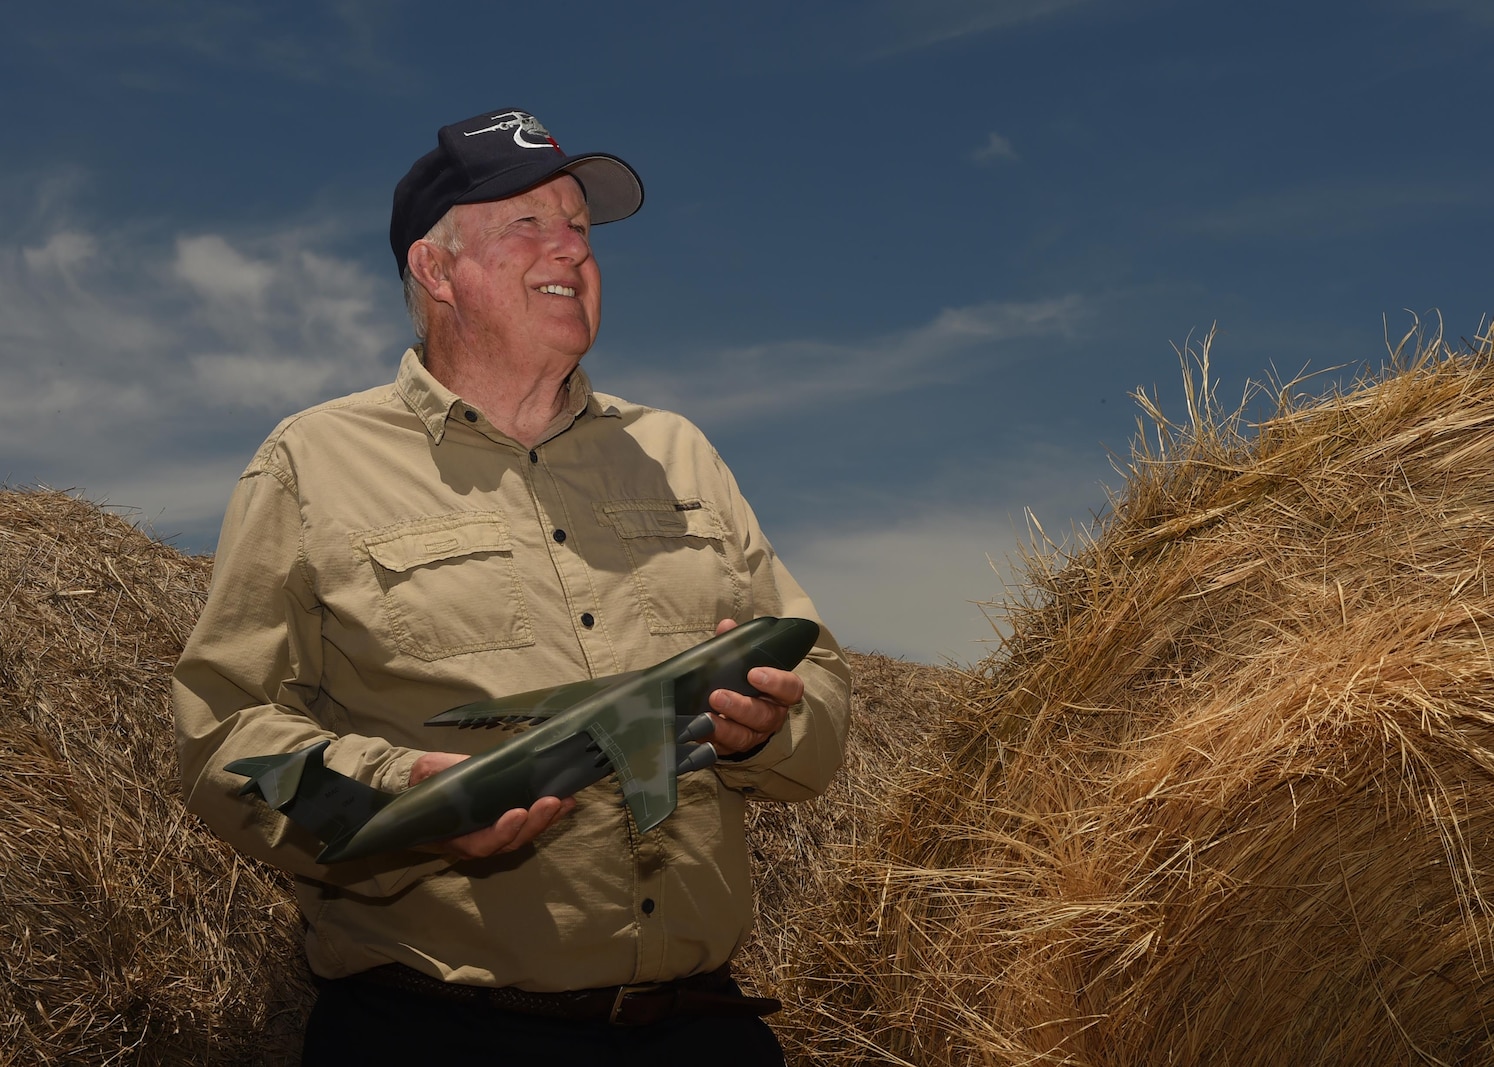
[758,617,820,669]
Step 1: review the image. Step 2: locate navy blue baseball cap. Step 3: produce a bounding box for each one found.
[390,108,644,277]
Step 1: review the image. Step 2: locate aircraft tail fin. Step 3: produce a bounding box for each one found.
[226,741,395,861]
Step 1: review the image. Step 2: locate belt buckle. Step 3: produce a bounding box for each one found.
[609,982,665,1026]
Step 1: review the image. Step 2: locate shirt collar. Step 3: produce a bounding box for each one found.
[394,346,610,445]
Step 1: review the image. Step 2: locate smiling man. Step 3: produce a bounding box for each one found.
[172,109,851,1065]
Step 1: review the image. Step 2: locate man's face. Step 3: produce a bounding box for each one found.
[442,174,601,363]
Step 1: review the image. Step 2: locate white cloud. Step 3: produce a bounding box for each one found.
[972,131,1019,163]
[174,234,276,307]
[594,294,1087,426]
[775,447,1112,665]
[788,510,1016,665]
[23,230,97,274]
[0,210,404,543]
[188,353,348,412]
[0,235,171,379]
[76,455,251,547]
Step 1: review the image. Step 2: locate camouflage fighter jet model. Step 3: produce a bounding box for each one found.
[225,616,820,864]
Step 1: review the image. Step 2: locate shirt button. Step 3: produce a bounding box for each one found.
[552,529,567,544]
[641,899,655,915]
[529,450,538,463]
[464,410,477,422]
[580,613,595,628]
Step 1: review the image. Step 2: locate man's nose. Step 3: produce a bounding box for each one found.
[549,222,591,261]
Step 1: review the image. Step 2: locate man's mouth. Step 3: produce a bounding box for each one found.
[536,284,576,298]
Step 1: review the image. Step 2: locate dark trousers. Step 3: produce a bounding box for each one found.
[301,974,787,1067]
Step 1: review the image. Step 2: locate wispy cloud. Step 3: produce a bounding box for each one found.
[866,0,1143,56]
[971,130,1020,163]
[593,294,1088,425]
[1181,180,1483,241]
[1397,0,1494,28]
[17,0,403,87]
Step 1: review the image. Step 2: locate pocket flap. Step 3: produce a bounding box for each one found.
[362,514,513,573]
[594,500,722,540]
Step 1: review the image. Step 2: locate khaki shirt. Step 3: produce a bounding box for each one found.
[173,349,851,991]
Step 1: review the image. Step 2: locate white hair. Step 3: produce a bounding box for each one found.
[402,210,465,341]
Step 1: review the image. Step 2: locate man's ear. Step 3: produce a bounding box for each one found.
[406,240,455,307]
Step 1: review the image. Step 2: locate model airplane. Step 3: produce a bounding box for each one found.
[225,616,820,864]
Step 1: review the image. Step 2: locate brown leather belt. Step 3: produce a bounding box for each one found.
[348,961,782,1027]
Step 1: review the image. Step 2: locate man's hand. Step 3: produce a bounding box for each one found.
[408,752,575,860]
[706,618,805,758]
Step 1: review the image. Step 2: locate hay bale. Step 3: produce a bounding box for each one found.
[740,652,967,1009]
[788,333,1494,1065]
[0,488,313,1065]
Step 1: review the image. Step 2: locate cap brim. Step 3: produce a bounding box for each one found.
[559,154,644,224]
[449,152,642,226]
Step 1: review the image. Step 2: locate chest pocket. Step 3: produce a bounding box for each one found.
[358,513,534,660]
[593,500,744,635]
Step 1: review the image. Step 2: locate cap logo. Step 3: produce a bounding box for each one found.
[464,110,563,153]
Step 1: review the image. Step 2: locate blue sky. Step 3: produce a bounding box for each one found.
[2,0,1489,664]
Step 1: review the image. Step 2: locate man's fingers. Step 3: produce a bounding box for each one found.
[748,666,804,706]
[707,667,802,756]
[707,716,769,755]
[709,667,800,724]
[408,750,470,787]
[438,796,575,860]
[522,796,575,841]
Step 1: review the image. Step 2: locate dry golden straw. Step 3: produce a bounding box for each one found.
[777,327,1494,1065]
[0,490,313,1065]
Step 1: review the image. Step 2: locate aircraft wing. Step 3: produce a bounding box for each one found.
[568,676,717,834]
[426,669,647,727]
[573,677,675,832]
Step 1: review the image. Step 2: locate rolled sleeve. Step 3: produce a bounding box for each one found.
[173,465,443,895]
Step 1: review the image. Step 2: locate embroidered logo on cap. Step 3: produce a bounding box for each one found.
[464,110,563,153]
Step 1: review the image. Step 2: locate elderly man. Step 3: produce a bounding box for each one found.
[172,108,851,1065]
